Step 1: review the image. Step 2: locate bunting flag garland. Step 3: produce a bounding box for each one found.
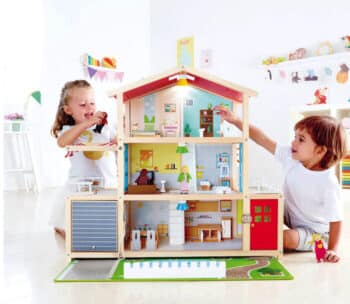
[82,53,124,82]
[84,65,124,82]
[30,91,41,104]
[87,66,98,78]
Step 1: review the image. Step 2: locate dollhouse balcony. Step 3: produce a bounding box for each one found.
[124,192,244,201]
[66,144,118,152]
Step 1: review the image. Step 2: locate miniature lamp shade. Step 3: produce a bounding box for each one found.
[177,77,188,86]
[176,200,189,211]
[168,73,194,86]
[176,143,189,154]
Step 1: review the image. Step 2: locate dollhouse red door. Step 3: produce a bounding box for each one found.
[250,199,278,250]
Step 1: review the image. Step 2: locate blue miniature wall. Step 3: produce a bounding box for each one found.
[183,87,232,137]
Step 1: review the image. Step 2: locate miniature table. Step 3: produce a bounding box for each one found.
[197,224,222,242]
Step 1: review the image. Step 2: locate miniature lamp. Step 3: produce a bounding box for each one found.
[168,73,195,86]
[176,143,189,154]
[177,76,188,86]
[176,200,189,211]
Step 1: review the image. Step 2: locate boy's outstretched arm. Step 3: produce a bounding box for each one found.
[325,221,342,263]
[214,105,277,154]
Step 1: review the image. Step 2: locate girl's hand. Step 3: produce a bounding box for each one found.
[87,111,105,127]
[324,250,340,263]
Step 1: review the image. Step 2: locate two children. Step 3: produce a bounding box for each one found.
[214,105,347,263]
[51,79,346,263]
[50,80,117,238]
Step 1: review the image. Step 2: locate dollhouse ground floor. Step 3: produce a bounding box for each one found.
[4,188,350,303]
[66,192,284,259]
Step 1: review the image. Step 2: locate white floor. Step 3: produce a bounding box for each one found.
[3,189,350,304]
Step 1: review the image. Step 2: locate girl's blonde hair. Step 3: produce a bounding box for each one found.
[51,80,91,138]
[295,115,348,169]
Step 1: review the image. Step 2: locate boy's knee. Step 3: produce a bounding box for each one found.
[283,229,299,250]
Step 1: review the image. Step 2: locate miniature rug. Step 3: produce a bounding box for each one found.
[55,257,293,282]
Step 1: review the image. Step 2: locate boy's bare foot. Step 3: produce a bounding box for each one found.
[54,227,66,239]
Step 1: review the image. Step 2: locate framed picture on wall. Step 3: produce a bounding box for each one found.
[220,200,232,212]
[140,150,153,168]
[164,103,176,112]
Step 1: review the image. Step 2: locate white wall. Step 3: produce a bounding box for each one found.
[3,0,151,190]
[4,0,350,191]
[149,0,350,188]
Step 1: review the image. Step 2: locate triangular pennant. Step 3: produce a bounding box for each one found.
[97,70,107,81]
[115,72,124,82]
[87,67,97,78]
[30,91,41,104]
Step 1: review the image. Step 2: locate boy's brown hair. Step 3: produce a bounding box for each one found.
[295,115,348,169]
[51,80,91,138]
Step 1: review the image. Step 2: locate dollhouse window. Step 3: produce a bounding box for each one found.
[254,206,262,213]
[264,215,271,223]
[264,206,271,213]
[185,99,193,106]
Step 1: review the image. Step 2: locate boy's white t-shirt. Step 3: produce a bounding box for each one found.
[62,125,117,187]
[274,144,343,233]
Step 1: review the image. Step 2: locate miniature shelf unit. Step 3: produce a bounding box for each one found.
[65,67,284,261]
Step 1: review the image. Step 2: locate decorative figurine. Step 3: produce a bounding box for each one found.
[336,63,349,84]
[308,87,328,105]
[291,72,301,83]
[341,35,350,48]
[288,48,307,60]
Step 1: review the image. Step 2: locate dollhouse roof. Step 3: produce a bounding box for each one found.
[109,67,258,102]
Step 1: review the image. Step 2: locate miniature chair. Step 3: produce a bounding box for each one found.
[145,230,158,250]
[157,224,168,238]
[131,230,141,251]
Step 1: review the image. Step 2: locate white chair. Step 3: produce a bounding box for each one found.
[146,230,157,250]
[131,230,141,250]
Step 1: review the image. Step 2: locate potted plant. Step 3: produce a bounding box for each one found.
[184,123,192,137]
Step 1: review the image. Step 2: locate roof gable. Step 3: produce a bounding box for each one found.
[111,67,257,102]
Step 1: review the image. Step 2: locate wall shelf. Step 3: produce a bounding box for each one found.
[261,51,350,70]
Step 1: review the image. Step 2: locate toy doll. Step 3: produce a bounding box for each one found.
[93,112,108,133]
[309,233,327,263]
[177,165,192,193]
[135,169,150,185]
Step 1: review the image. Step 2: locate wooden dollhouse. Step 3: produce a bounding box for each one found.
[65,67,283,261]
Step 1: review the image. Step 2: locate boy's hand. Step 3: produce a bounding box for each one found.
[213,105,235,124]
[324,250,340,263]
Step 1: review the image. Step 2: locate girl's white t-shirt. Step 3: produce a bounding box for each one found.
[275,144,343,233]
[61,125,117,187]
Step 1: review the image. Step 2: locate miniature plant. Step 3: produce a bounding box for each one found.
[184,123,192,136]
